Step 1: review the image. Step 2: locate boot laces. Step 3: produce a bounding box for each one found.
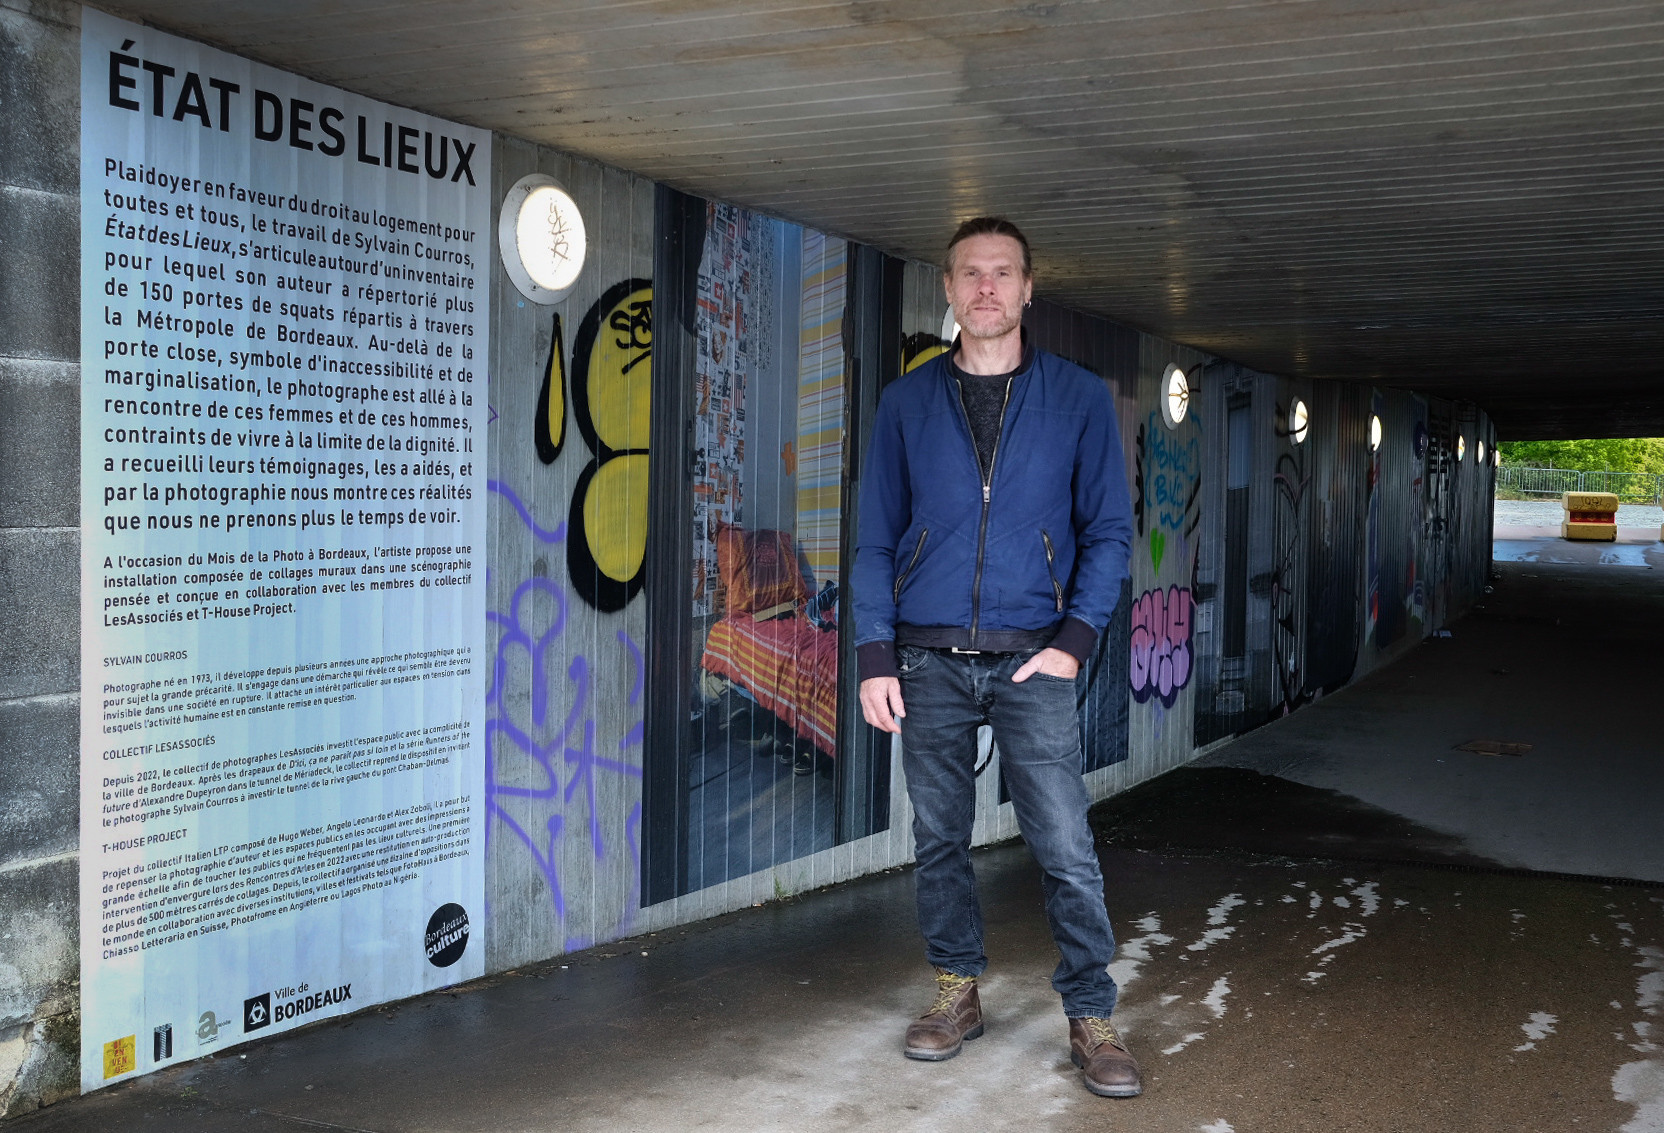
[926,971,975,1015]
[1082,1017,1124,1049]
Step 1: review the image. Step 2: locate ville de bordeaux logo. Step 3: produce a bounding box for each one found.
[244,983,353,1032]
[235,907,468,1036]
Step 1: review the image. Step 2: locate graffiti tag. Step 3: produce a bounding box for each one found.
[485,479,644,945]
[1129,584,1194,708]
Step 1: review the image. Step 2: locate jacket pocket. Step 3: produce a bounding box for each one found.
[1041,529,1064,613]
[894,528,929,604]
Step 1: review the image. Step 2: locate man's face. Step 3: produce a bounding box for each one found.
[944,233,1032,342]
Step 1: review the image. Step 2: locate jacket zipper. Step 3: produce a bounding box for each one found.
[894,528,929,604]
[954,375,1015,649]
[1041,529,1064,613]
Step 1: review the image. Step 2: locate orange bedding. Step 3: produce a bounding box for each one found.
[701,612,839,757]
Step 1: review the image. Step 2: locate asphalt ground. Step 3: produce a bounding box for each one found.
[17,844,1662,1133]
[16,554,1664,1132]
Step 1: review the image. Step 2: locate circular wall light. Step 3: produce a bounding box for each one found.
[1161,364,1189,428]
[1368,414,1383,452]
[499,174,588,304]
[1288,398,1309,445]
[1457,435,1467,462]
[1477,439,1487,465]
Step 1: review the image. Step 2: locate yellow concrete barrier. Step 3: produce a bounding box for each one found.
[1561,490,1618,541]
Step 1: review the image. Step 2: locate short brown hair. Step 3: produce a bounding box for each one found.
[945,216,1032,277]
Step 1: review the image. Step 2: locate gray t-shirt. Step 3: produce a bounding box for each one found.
[949,345,1034,482]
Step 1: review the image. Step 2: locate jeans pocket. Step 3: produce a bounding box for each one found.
[897,644,931,676]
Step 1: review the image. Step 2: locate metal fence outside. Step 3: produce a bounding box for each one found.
[1497,465,1664,504]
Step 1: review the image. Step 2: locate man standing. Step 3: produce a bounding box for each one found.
[852,217,1139,1097]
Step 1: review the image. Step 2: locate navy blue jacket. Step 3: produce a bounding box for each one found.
[852,344,1133,680]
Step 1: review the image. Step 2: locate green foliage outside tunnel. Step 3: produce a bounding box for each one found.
[1498,438,1664,475]
[1496,439,1664,505]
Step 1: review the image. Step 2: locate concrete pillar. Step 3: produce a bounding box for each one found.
[0,0,83,1115]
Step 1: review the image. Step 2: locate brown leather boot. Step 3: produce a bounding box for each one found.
[903,970,984,1060]
[1068,1017,1143,1097]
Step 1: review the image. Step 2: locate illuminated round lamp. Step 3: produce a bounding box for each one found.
[1477,439,1487,465]
[1457,435,1467,462]
[1161,364,1189,428]
[1288,398,1309,445]
[499,174,587,304]
[1493,446,1501,467]
[941,306,961,346]
[1368,414,1383,452]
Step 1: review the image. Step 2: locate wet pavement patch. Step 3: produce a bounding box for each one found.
[1088,766,1502,871]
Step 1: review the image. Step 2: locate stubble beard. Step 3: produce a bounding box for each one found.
[958,305,1022,341]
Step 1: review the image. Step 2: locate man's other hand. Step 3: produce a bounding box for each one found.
[1011,647,1080,683]
[860,677,906,734]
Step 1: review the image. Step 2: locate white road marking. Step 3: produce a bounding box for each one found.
[1206,894,1246,925]
[1312,924,1367,956]
[1108,913,1174,990]
[1162,1032,1207,1055]
[1611,918,1664,1131]
[1514,1011,1558,1051]
[1203,977,1231,1019]
[1613,1060,1664,1133]
[1638,947,1664,1013]
[1187,895,1245,952]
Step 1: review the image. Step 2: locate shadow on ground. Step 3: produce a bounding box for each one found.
[1089,765,1501,870]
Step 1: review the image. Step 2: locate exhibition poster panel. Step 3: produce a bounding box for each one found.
[79,8,490,1090]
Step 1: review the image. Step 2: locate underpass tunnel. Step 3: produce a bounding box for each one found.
[1095,433,1664,885]
[7,3,1664,1127]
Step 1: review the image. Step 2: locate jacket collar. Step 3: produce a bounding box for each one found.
[947,327,1035,381]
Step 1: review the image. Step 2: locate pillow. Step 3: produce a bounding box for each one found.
[716,523,808,615]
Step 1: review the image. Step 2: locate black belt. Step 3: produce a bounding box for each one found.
[895,624,1056,655]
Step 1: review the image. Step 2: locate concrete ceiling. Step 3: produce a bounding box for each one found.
[98,1,1664,439]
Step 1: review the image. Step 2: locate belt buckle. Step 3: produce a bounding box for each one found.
[950,647,982,655]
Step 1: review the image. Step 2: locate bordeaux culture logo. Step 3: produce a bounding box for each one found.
[425,902,470,967]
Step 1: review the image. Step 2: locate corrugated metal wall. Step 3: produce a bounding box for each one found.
[1118,337,1211,779]
[482,135,1497,975]
[1025,298,1139,778]
[485,138,656,970]
[1270,375,1315,716]
[1360,388,1430,674]
[1301,380,1369,696]
[1188,365,1493,747]
[1193,362,1279,745]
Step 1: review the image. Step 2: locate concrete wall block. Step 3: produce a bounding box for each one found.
[0,855,78,1118]
[0,527,78,700]
[0,854,76,1031]
[0,1010,78,1118]
[0,0,78,196]
[0,695,77,869]
[0,359,79,529]
[0,185,79,363]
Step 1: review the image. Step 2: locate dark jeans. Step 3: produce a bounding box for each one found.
[897,644,1119,1019]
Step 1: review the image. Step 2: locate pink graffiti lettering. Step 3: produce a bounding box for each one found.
[1129,585,1193,708]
